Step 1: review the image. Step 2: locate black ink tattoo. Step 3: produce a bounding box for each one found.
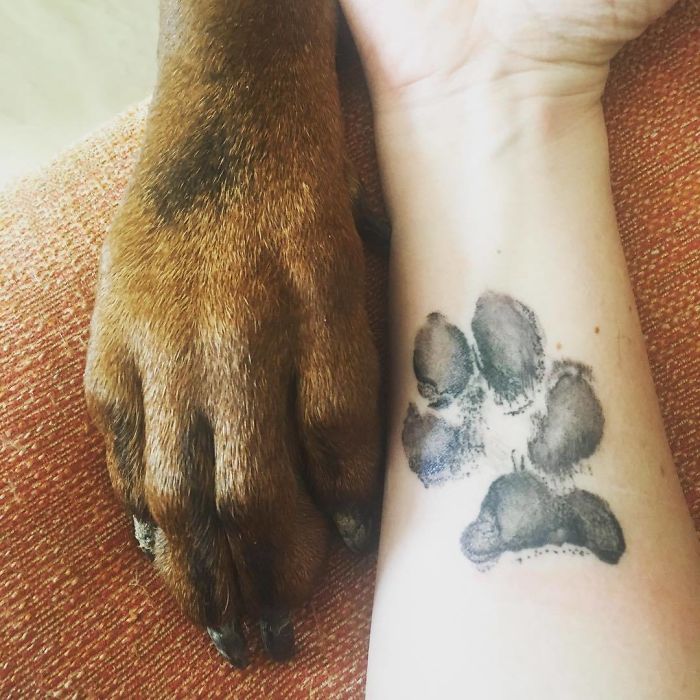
[460,472,625,565]
[402,403,464,487]
[413,312,474,408]
[401,291,625,567]
[528,362,604,478]
[471,291,544,410]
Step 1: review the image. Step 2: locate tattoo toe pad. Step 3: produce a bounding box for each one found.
[413,312,473,408]
[471,291,545,407]
[528,363,604,477]
[402,404,464,487]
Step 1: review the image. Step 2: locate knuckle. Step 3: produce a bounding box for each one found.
[216,482,284,537]
[145,474,190,528]
[83,361,111,416]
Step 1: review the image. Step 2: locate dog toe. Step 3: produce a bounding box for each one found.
[296,309,382,551]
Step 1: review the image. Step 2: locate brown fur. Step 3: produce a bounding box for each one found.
[84,0,382,657]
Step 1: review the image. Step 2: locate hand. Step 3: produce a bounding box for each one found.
[340,0,676,105]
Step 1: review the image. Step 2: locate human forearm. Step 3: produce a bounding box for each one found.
[366,88,700,699]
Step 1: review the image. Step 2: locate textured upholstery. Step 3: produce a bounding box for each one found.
[1,2,698,696]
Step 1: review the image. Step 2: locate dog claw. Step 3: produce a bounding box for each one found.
[207,624,248,668]
[333,508,374,553]
[132,516,157,560]
[260,612,295,662]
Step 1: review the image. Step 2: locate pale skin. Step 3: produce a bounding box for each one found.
[339,1,700,698]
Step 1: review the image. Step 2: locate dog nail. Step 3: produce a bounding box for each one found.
[132,515,157,560]
[207,624,248,668]
[333,507,374,553]
[260,613,295,662]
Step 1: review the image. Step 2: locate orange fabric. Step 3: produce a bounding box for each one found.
[1,2,698,696]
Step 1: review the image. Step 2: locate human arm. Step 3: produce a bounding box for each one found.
[340,1,700,697]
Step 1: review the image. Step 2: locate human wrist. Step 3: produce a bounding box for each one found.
[372,82,611,250]
[367,48,609,115]
[374,78,604,164]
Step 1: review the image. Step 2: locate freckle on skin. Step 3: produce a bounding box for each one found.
[556,342,562,350]
[594,326,600,334]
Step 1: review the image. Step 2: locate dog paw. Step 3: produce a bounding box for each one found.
[84,164,382,664]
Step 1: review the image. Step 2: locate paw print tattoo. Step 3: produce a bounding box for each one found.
[402,292,625,567]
